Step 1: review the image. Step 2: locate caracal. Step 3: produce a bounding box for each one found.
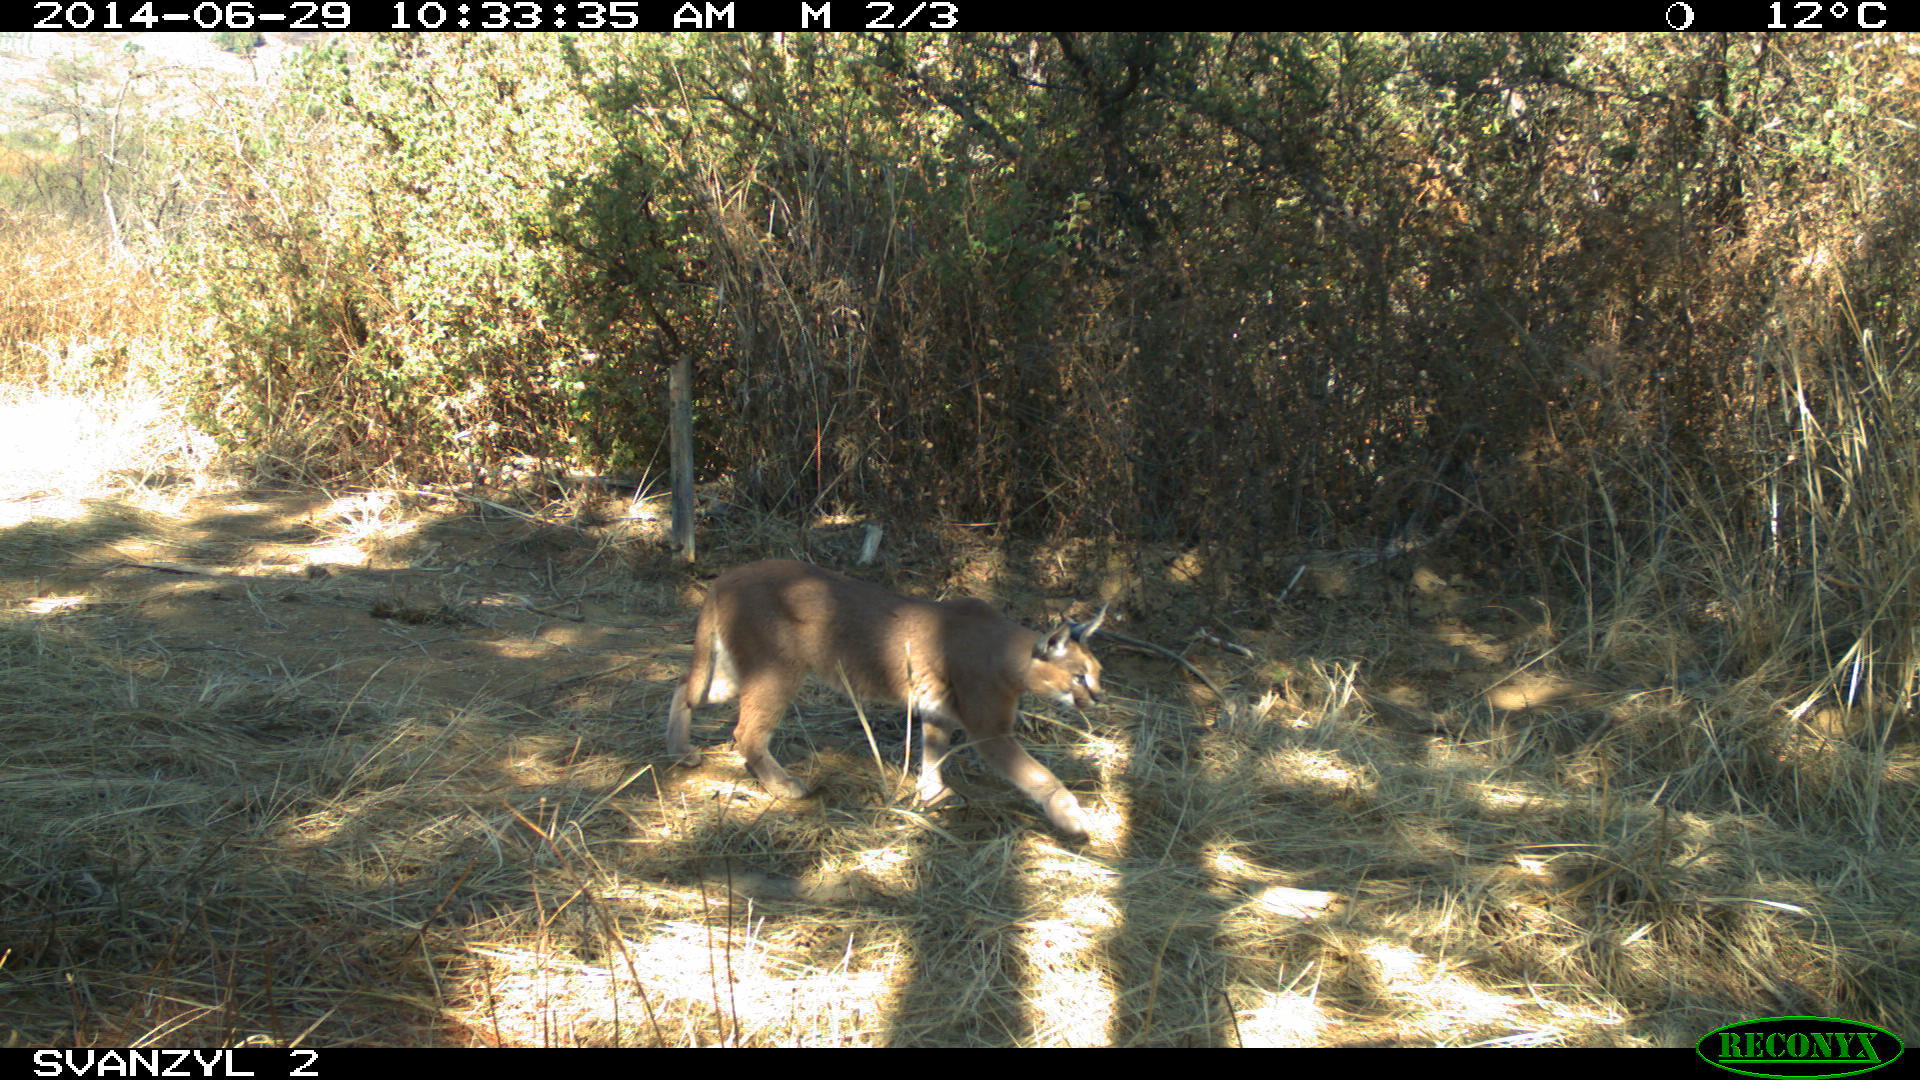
[666,559,1105,839]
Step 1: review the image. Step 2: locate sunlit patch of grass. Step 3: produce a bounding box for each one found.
[0,388,216,525]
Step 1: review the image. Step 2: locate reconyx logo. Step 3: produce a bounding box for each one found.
[1697,1017,1904,1079]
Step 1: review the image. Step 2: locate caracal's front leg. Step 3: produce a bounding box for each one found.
[970,731,1090,841]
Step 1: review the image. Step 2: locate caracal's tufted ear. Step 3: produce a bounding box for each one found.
[1071,603,1108,641]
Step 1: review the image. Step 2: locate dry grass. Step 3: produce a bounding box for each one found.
[0,382,1917,1048]
[0,218,167,387]
[0,387,218,524]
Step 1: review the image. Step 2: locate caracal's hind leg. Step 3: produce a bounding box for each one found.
[917,717,959,807]
[668,606,733,768]
[666,684,704,767]
[731,670,808,799]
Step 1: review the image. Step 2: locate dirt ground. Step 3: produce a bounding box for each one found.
[2,485,687,712]
[0,475,1576,789]
[4,391,1914,1048]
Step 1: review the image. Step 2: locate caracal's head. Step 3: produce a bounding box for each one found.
[1031,606,1107,709]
